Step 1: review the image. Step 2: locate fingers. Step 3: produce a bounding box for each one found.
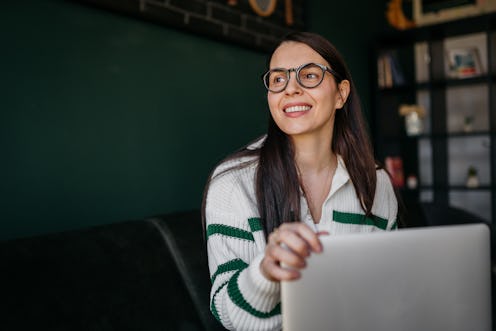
[261,222,325,282]
[261,254,300,281]
[278,222,323,254]
[267,238,307,268]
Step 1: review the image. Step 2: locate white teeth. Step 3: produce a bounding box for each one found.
[284,105,311,113]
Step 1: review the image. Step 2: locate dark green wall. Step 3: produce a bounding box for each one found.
[1,0,387,240]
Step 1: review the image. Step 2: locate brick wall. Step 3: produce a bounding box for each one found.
[75,0,305,52]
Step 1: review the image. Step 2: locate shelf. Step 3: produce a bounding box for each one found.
[419,185,493,191]
[384,131,492,141]
[415,75,491,88]
[378,84,413,93]
[373,12,496,224]
[382,130,492,140]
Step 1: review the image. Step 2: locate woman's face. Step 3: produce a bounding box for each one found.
[267,41,347,140]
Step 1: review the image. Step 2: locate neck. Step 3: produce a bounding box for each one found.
[292,134,337,224]
[292,134,336,174]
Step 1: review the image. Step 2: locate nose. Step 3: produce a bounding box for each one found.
[284,71,302,95]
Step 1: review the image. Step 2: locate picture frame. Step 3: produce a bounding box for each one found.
[446,47,483,78]
[413,0,496,26]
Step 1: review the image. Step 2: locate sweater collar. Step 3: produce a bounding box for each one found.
[329,155,350,197]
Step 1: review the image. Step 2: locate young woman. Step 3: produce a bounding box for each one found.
[202,32,398,331]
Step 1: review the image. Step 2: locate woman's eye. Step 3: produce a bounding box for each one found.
[301,71,320,81]
[273,75,286,84]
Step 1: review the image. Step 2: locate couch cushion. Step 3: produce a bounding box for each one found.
[0,214,207,330]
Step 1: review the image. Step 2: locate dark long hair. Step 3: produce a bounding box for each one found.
[202,32,379,240]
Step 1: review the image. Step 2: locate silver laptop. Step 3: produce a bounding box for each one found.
[281,223,492,331]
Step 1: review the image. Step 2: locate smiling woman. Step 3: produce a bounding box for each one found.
[202,31,399,331]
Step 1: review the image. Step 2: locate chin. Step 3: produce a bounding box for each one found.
[280,127,310,136]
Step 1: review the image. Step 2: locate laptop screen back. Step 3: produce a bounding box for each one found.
[281,223,492,331]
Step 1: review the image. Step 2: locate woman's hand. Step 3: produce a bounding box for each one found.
[260,222,328,281]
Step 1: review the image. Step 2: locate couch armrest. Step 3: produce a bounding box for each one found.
[147,210,224,331]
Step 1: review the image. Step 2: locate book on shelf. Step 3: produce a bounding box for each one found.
[377,55,386,88]
[385,156,405,188]
[377,51,405,88]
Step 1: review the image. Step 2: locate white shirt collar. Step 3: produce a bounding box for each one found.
[246,135,266,150]
[329,155,350,197]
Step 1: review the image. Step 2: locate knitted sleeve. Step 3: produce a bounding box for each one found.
[205,164,282,331]
[375,169,399,231]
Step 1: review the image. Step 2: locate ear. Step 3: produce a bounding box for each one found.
[335,80,350,109]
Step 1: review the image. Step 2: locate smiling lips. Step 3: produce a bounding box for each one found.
[284,105,312,113]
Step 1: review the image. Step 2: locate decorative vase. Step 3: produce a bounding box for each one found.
[405,112,423,136]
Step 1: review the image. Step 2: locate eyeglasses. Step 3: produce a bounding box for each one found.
[262,62,341,93]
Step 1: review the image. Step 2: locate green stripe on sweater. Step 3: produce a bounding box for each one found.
[227,270,281,318]
[391,219,398,230]
[211,258,248,284]
[333,211,389,230]
[248,217,263,232]
[211,281,227,323]
[207,224,254,241]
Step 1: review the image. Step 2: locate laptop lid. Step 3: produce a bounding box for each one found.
[281,223,492,331]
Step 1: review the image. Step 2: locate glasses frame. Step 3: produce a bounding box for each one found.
[262,62,342,93]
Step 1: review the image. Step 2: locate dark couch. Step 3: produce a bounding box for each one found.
[0,210,225,330]
[2,204,493,330]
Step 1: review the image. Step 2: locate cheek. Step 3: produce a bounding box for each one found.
[318,88,338,109]
[267,94,279,115]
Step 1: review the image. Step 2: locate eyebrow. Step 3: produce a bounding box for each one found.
[269,63,328,70]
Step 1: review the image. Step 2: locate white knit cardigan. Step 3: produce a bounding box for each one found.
[205,153,398,331]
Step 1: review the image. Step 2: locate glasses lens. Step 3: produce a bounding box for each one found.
[265,69,288,92]
[298,63,325,88]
